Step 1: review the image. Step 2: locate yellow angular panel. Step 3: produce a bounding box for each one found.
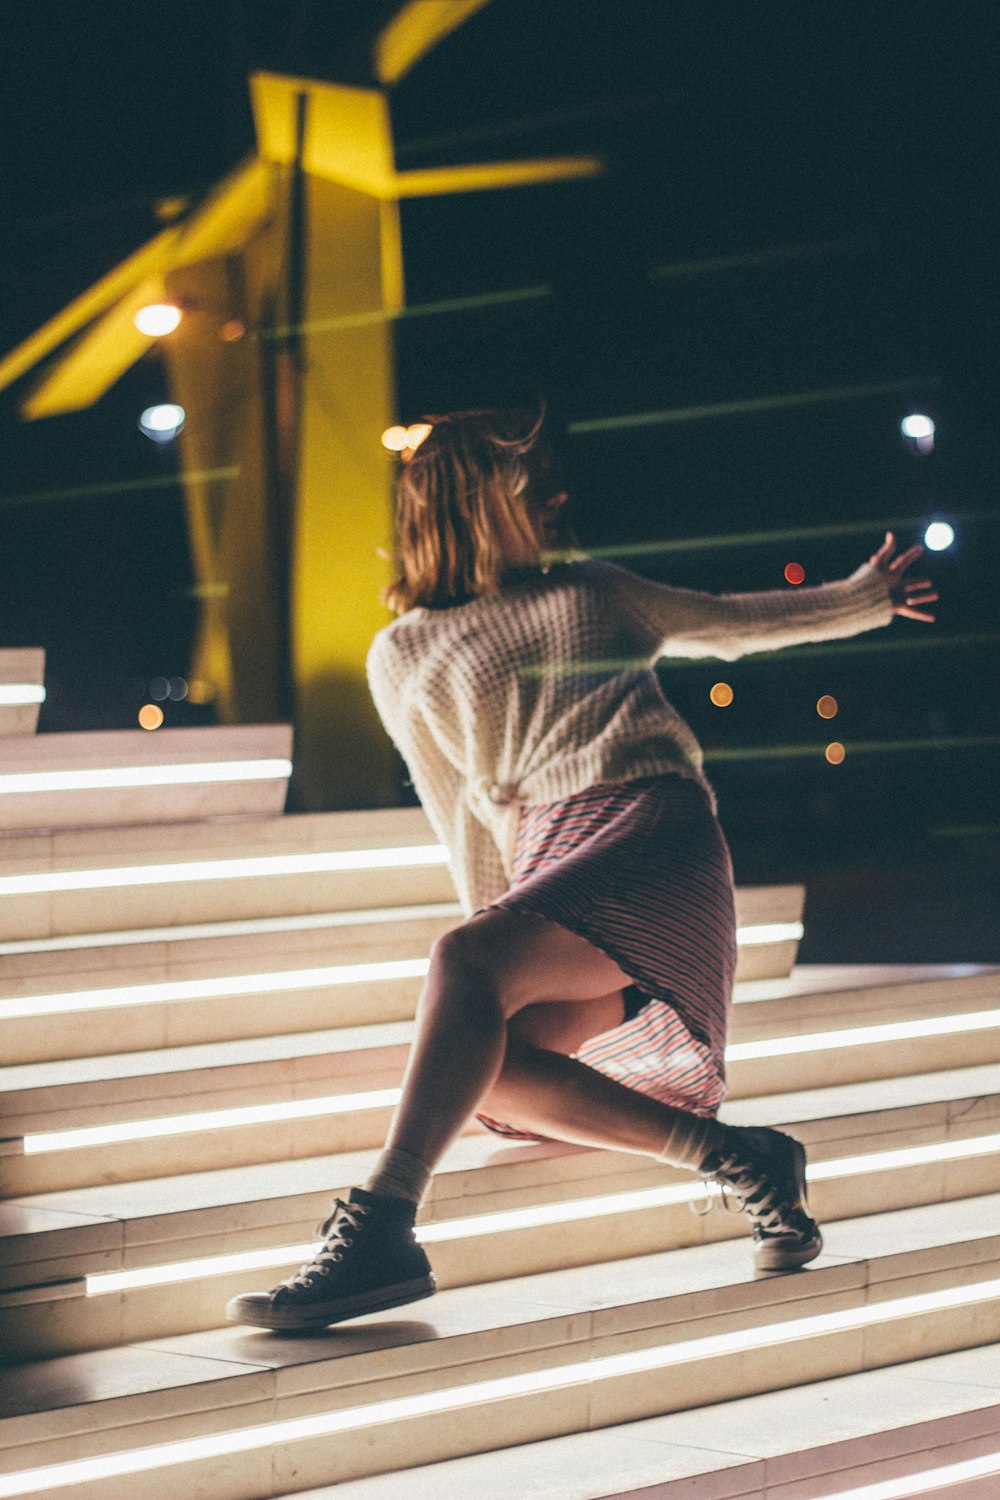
[0,226,179,395]
[174,157,276,268]
[375,0,496,85]
[396,154,604,197]
[22,277,165,418]
[250,72,394,198]
[292,175,397,808]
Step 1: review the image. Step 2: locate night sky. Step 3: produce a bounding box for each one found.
[1,1,997,958]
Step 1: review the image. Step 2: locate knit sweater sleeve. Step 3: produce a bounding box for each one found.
[366,633,509,916]
[601,560,894,662]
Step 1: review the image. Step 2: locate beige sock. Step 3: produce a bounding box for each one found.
[655,1112,726,1172]
[365,1146,432,1206]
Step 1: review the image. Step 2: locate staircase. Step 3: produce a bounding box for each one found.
[1,657,998,1500]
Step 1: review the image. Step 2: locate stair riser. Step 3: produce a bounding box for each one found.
[2,1288,999,1499]
[4,1153,997,1363]
[0,866,460,945]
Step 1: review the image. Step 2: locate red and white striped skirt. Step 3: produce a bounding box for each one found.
[477,774,737,1139]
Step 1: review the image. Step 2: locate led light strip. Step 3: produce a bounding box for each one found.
[25,1087,402,1153]
[0,901,462,955]
[0,843,449,897]
[84,1131,1000,1295]
[1,923,799,1019]
[821,1449,1000,1499]
[728,1008,1000,1060]
[0,684,45,706]
[5,1278,999,1497]
[0,757,292,795]
[2,956,431,1019]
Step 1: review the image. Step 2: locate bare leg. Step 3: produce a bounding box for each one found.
[383,908,719,1172]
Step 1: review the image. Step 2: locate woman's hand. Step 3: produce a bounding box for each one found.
[868,531,939,622]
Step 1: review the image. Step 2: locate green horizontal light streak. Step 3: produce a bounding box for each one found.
[931,823,1000,839]
[702,734,1000,765]
[520,632,997,679]
[567,379,939,436]
[263,285,552,340]
[650,234,876,280]
[549,507,983,563]
[0,467,239,509]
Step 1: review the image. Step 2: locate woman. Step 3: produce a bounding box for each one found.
[228,409,937,1331]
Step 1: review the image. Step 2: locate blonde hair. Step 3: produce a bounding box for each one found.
[384,408,573,613]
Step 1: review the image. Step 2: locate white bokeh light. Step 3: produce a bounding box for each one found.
[901,413,935,439]
[923,521,955,552]
[134,303,182,337]
[138,404,185,442]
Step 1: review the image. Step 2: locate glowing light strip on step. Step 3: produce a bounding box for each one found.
[728,1008,1000,1060]
[1,923,797,1018]
[84,1131,1000,1295]
[0,685,45,705]
[7,1278,1000,1498]
[24,1088,403,1152]
[0,902,462,955]
[1,957,431,1019]
[821,1450,1000,1499]
[736,920,803,946]
[0,843,449,897]
[0,758,292,795]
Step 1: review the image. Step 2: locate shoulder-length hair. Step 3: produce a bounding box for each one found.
[383,408,575,613]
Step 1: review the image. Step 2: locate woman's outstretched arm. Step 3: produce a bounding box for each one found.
[605,532,937,663]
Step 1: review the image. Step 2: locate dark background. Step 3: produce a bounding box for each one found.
[1,1,997,961]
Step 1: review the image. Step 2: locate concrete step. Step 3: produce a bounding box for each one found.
[0,1196,998,1497]
[0,807,457,943]
[0,649,45,738]
[2,1064,998,1360]
[281,1345,1000,1500]
[0,886,811,1063]
[2,968,998,1193]
[0,724,292,836]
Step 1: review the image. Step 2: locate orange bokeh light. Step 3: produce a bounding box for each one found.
[138,704,164,731]
[817,695,838,719]
[784,562,806,586]
[825,741,846,765]
[710,682,734,707]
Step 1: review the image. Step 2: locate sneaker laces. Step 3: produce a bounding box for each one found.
[701,1149,809,1238]
[280,1199,369,1290]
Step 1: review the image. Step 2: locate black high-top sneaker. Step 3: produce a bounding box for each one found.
[226,1188,436,1330]
[699,1125,823,1272]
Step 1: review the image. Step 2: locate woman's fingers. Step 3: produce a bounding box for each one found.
[895,605,937,622]
[869,531,896,566]
[904,589,939,606]
[888,543,924,574]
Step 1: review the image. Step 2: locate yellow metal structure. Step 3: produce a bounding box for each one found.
[0,4,601,808]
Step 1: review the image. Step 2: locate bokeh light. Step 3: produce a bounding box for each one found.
[149,676,170,701]
[138,704,164,730]
[406,422,434,451]
[710,682,734,707]
[901,413,935,454]
[784,562,805,586]
[923,521,955,552]
[825,741,846,765]
[186,679,215,705]
[817,694,838,719]
[381,425,410,452]
[138,404,185,442]
[134,303,182,337]
[168,677,188,701]
[219,319,246,343]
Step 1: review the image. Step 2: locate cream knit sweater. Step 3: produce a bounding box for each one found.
[366,559,894,915]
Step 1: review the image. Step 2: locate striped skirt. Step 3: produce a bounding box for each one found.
[477,774,737,1139]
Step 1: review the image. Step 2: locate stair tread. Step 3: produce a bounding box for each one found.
[280,1345,1000,1500]
[7,1062,999,1237]
[3,1193,998,1435]
[3,964,996,1097]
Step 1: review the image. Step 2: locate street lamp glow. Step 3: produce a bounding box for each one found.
[923,521,954,552]
[138,404,185,442]
[134,303,182,337]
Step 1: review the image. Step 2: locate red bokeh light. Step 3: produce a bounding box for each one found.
[784,562,805,585]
